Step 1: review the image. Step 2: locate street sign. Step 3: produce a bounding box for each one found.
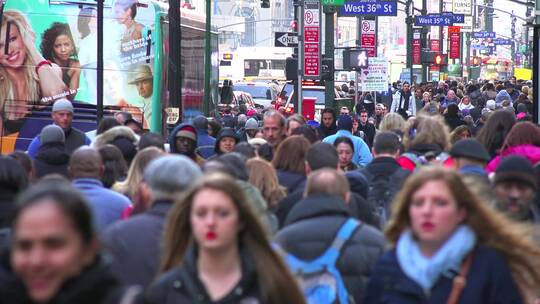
[274,32,298,47]
[338,0,397,16]
[303,0,321,78]
[493,38,512,45]
[359,57,389,92]
[414,14,453,26]
[454,15,473,32]
[472,31,496,39]
[361,19,376,57]
[322,0,345,6]
[452,0,472,15]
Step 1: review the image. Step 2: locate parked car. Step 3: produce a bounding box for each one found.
[233,82,279,108]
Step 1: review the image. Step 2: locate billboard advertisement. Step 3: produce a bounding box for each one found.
[0,0,157,149]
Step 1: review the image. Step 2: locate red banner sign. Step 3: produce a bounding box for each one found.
[361,20,376,57]
[412,29,421,65]
[430,39,440,52]
[449,26,461,59]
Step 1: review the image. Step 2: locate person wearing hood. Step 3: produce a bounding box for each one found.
[27,99,91,158]
[317,108,337,140]
[168,123,205,166]
[33,125,70,179]
[237,117,259,142]
[192,115,216,159]
[495,89,513,108]
[92,126,139,167]
[214,127,238,156]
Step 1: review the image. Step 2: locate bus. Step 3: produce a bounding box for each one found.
[0,0,218,153]
[219,47,292,82]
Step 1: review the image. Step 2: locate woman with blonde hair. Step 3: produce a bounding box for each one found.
[246,157,286,210]
[113,146,163,214]
[398,114,451,171]
[379,112,407,133]
[0,10,67,135]
[364,166,540,303]
[146,173,306,304]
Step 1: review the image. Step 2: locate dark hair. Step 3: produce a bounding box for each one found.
[8,151,34,182]
[40,22,78,62]
[114,111,133,122]
[138,132,165,151]
[98,145,128,188]
[203,153,249,182]
[234,142,257,159]
[13,181,95,244]
[373,131,400,154]
[207,118,222,137]
[97,117,120,135]
[272,135,310,174]
[77,7,95,39]
[333,136,354,152]
[306,142,338,170]
[321,108,336,119]
[290,124,318,144]
[0,156,28,228]
[501,122,540,151]
[476,110,516,157]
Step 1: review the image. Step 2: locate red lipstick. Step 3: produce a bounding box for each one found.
[206,231,217,240]
[421,222,435,231]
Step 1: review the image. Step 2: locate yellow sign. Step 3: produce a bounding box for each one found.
[514,68,532,81]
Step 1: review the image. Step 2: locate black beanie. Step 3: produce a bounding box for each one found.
[495,155,537,190]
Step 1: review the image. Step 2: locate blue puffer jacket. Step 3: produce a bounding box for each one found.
[363,245,523,304]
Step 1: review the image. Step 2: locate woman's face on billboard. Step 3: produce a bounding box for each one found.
[53,34,74,62]
[0,24,26,69]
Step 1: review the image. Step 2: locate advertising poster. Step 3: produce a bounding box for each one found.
[0,0,157,150]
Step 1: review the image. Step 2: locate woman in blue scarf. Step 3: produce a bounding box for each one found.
[364,166,540,303]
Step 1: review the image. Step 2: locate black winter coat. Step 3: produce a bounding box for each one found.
[274,195,385,304]
[145,247,261,304]
[0,255,137,304]
[276,170,306,194]
[364,245,523,304]
[102,199,174,288]
[33,142,70,179]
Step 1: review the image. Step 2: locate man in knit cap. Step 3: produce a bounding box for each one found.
[493,155,539,223]
[27,98,91,157]
[33,125,70,179]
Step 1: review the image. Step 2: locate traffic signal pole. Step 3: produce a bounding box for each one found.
[405,0,413,85]
[421,0,427,83]
[324,6,335,109]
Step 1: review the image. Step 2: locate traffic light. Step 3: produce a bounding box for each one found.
[321,58,334,81]
[285,57,298,80]
[261,0,270,8]
[342,49,368,70]
[434,54,448,65]
[472,56,480,66]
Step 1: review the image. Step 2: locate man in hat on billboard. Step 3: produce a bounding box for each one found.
[128,65,153,128]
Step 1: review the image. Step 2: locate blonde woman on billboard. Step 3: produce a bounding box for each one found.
[0,10,67,135]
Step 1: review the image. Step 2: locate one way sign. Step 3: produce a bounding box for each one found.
[275,32,299,47]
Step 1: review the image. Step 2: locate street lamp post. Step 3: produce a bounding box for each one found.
[204,0,212,116]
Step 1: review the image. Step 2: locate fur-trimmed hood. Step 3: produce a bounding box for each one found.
[91,126,139,149]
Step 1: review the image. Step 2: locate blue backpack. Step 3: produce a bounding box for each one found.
[275,219,360,304]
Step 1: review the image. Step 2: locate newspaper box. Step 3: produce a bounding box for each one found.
[302,97,316,120]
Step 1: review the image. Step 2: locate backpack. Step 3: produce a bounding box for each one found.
[274,219,360,304]
[361,168,410,229]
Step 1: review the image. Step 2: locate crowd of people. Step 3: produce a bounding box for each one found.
[0,77,540,303]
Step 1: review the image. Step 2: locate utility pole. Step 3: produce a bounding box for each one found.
[511,12,517,66]
[421,0,428,83]
[204,0,212,116]
[324,6,335,109]
[405,0,413,84]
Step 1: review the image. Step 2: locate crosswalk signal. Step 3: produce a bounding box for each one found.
[261,0,270,8]
[434,54,447,65]
[472,56,480,66]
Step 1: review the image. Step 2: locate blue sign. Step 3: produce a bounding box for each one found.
[440,12,465,23]
[472,32,496,39]
[493,38,512,45]
[338,0,398,16]
[414,14,453,26]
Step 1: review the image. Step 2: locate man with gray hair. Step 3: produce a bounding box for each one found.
[102,155,202,287]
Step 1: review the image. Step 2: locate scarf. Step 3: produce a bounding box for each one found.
[396,224,476,292]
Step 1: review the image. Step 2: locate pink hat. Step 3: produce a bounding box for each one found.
[247,109,257,117]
